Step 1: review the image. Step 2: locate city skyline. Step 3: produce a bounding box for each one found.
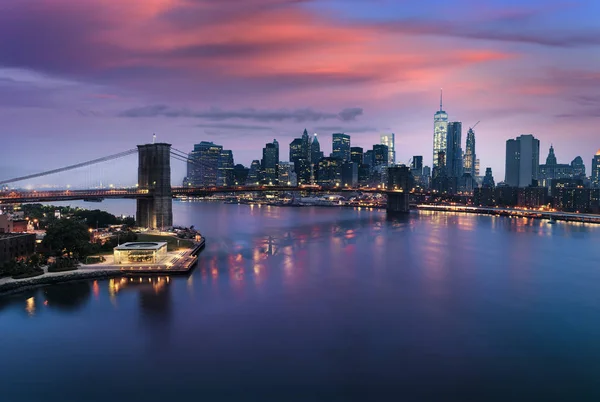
[1,0,600,184]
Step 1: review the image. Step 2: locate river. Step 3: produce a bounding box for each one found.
[2,200,600,401]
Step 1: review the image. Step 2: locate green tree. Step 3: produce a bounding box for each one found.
[43,218,92,259]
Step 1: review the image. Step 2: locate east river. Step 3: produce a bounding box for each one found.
[2,200,600,401]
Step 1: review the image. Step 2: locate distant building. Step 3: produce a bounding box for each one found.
[446,121,463,192]
[278,161,297,186]
[432,151,449,193]
[233,164,249,185]
[246,160,261,185]
[422,166,431,189]
[380,133,395,165]
[290,136,311,184]
[482,167,495,188]
[538,145,577,191]
[310,134,323,165]
[411,156,424,187]
[316,157,343,187]
[350,147,364,165]
[341,162,358,187]
[332,133,351,162]
[373,144,389,167]
[592,150,600,188]
[261,140,279,184]
[0,215,28,233]
[433,90,449,168]
[217,149,234,187]
[505,134,540,187]
[364,150,375,168]
[184,141,222,186]
[463,127,476,177]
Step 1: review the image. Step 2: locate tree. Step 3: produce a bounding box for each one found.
[42,218,92,258]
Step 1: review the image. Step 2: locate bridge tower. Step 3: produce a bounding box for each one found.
[137,143,173,229]
[386,166,412,214]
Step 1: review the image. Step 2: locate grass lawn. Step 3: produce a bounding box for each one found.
[137,233,194,251]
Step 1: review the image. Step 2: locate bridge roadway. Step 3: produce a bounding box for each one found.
[0,186,393,204]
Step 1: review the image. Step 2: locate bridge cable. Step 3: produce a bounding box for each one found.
[0,149,138,186]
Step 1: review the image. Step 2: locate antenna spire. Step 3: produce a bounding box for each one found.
[440,88,443,111]
[152,133,156,144]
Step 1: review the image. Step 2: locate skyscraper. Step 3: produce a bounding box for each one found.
[301,129,311,161]
[380,133,395,165]
[184,141,222,186]
[571,156,586,178]
[482,167,495,188]
[290,132,311,184]
[446,122,463,179]
[217,149,234,187]
[373,144,389,167]
[310,133,323,164]
[246,160,261,185]
[433,89,448,168]
[505,134,540,187]
[592,150,600,188]
[261,140,279,184]
[411,156,423,175]
[332,133,351,162]
[463,127,476,177]
[350,147,363,165]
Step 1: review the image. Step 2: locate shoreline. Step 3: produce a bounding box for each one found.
[0,268,123,296]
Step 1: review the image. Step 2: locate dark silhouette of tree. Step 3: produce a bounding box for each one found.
[43,218,92,258]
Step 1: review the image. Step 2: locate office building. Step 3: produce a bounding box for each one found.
[373,144,389,167]
[310,133,323,165]
[464,127,476,177]
[184,141,222,186]
[505,134,540,187]
[380,133,396,165]
[350,147,364,165]
[246,160,261,185]
[538,145,577,191]
[290,135,311,185]
[316,157,343,187]
[571,156,586,178]
[341,162,358,187]
[278,161,297,186]
[592,150,600,188]
[364,150,375,168]
[332,133,351,162]
[233,164,249,185]
[482,167,495,188]
[261,140,279,184]
[217,150,234,187]
[446,121,463,181]
[433,90,448,168]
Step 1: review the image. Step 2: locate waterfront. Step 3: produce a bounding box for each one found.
[2,201,600,401]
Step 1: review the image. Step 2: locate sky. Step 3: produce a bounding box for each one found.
[1,0,600,187]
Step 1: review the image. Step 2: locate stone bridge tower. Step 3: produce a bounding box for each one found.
[137,143,173,229]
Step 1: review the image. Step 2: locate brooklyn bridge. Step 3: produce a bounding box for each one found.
[0,143,412,228]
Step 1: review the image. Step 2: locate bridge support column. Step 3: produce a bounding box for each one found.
[137,143,173,229]
[386,166,412,214]
[386,191,410,214]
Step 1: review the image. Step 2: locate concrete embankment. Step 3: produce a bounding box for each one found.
[0,269,123,296]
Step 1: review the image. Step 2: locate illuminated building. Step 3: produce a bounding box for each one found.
[217,150,234,187]
[184,141,222,186]
[332,133,351,162]
[261,140,279,184]
[350,147,364,165]
[463,127,476,177]
[592,150,600,188]
[433,89,448,168]
[316,157,343,187]
[380,133,395,165]
[113,242,168,265]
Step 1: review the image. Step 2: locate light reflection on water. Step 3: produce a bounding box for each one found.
[2,201,600,401]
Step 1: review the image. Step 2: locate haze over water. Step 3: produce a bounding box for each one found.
[2,201,600,401]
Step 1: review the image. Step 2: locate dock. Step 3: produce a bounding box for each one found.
[118,237,206,275]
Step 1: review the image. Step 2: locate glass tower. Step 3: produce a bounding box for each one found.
[463,128,476,177]
[380,133,395,165]
[433,90,448,168]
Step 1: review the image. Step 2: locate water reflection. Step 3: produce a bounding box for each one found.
[44,282,91,311]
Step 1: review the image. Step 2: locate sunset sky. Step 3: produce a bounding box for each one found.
[1,0,600,186]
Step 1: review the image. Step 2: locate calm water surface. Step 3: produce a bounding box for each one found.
[2,200,600,401]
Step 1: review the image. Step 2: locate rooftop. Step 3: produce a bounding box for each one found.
[114,242,167,250]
